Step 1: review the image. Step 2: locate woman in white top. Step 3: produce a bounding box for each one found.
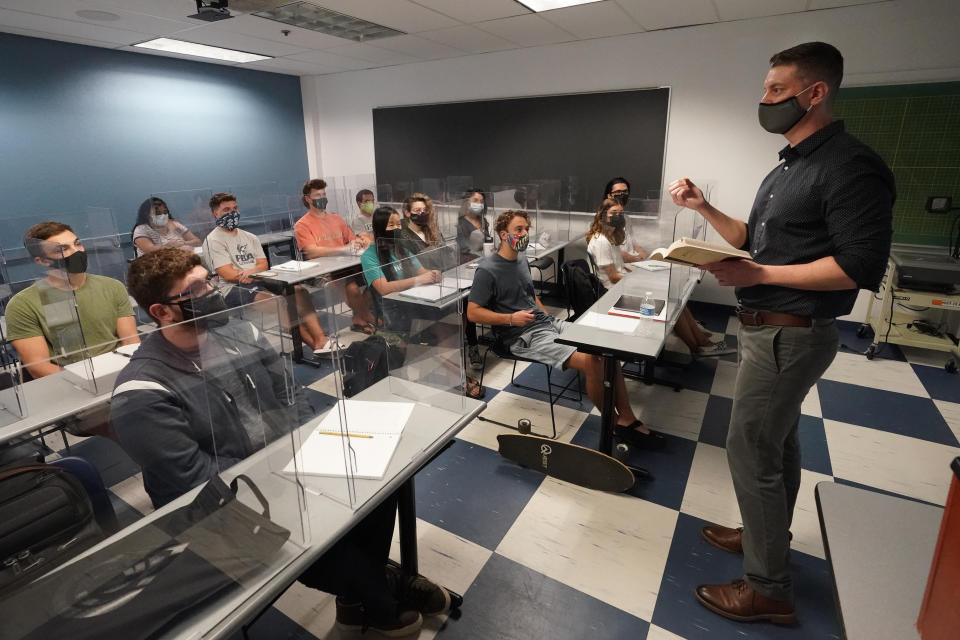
[586,199,733,357]
[131,197,202,257]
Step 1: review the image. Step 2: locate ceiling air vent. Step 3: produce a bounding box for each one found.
[253,2,405,42]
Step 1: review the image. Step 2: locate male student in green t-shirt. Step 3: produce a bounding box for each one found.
[5,221,139,380]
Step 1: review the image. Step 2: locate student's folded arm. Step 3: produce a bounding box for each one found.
[134,237,160,254]
[467,301,511,326]
[116,316,140,345]
[10,336,61,378]
[215,264,242,282]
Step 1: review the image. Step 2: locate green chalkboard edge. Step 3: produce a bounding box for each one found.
[839,81,960,100]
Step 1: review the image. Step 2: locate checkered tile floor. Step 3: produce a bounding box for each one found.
[69,301,960,640]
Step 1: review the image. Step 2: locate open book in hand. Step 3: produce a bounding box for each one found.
[647,237,751,267]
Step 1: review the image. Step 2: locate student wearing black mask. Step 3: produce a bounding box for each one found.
[604,177,632,208]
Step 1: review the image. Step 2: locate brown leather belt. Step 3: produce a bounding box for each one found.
[737,309,822,327]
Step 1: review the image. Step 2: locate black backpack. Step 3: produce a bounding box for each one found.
[341,335,405,397]
[562,259,607,321]
[0,463,104,597]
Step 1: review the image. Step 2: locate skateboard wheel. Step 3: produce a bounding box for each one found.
[614,443,630,462]
[517,418,532,434]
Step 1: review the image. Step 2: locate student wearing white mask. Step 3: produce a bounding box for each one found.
[131,197,201,257]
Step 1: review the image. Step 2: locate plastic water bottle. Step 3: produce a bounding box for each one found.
[639,291,656,316]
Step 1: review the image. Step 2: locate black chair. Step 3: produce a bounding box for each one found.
[477,338,582,439]
[529,255,555,296]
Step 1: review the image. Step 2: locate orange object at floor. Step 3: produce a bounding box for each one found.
[917,457,960,640]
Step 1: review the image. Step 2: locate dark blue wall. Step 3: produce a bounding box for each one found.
[0,33,309,236]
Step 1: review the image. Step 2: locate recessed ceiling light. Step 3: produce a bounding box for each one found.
[133,38,272,63]
[515,0,604,11]
[254,2,404,42]
[75,9,121,21]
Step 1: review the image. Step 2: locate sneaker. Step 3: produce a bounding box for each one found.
[386,565,452,616]
[468,345,483,370]
[313,337,339,356]
[334,597,422,637]
[696,321,717,339]
[696,340,737,357]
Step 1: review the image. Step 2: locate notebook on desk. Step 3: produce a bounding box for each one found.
[398,278,470,301]
[283,400,415,480]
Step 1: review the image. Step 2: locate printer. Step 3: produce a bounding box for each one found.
[890,248,960,292]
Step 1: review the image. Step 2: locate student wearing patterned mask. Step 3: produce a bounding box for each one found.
[295,179,377,334]
[131,197,202,257]
[468,210,663,449]
[202,192,331,352]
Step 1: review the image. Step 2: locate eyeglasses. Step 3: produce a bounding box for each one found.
[162,275,216,303]
[610,190,630,197]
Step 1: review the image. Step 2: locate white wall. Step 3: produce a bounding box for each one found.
[301,0,960,317]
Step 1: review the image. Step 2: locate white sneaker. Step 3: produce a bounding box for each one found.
[313,337,339,356]
[696,340,736,357]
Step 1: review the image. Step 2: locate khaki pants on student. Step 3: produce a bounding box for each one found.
[727,321,839,601]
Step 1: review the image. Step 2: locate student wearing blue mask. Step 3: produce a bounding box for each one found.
[468,210,663,449]
[131,197,201,257]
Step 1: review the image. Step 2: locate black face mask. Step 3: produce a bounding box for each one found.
[613,193,630,207]
[757,85,814,134]
[409,211,430,227]
[48,250,88,275]
[311,197,328,211]
[175,290,229,328]
[608,215,626,230]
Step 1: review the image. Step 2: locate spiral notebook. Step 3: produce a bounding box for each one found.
[283,400,415,480]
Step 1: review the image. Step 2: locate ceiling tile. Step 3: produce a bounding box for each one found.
[88,0,208,23]
[411,0,531,23]
[372,33,466,59]
[713,0,807,21]
[0,24,120,50]
[806,0,885,8]
[476,13,577,47]
[0,0,197,33]
[286,48,376,70]
[206,14,346,50]
[180,21,308,56]
[419,25,516,54]
[244,56,345,76]
[0,6,152,45]
[320,41,420,64]
[614,0,719,30]
[540,1,644,39]
[304,0,459,34]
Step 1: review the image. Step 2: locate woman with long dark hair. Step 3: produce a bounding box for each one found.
[131,197,201,257]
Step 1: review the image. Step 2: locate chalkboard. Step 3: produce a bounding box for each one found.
[372,88,670,212]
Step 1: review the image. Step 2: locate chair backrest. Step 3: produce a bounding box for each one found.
[561,259,606,322]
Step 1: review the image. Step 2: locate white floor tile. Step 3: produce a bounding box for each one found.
[647,624,688,640]
[496,477,678,622]
[725,315,740,335]
[307,372,340,397]
[934,399,960,445]
[389,517,492,599]
[625,381,708,441]
[273,582,339,639]
[110,473,154,516]
[709,360,739,399]
[456,390,587,451]
[679,444,831,559]
[477,352,530,390]
[824,419,960,506]
[821,351,929,398]
[801,383,822,418]
[900,345,954,368]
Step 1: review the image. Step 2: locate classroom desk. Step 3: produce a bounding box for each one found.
[0,373,110,446]
[16,377,484,640]
[556,265,695,460]
[815,481,942,640]
[527,236,575,263]
[256,230,296,264]
[381,257,480,309]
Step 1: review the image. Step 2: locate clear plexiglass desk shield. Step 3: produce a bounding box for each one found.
[0,296,317,639]
[150,188,216,243]
[307,242,467,510]
[0,252,26,422]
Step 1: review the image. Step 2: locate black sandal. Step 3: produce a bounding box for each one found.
[615,421,666,450]
[463,377,485,400]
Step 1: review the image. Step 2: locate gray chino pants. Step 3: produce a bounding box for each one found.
[727,320,839,601]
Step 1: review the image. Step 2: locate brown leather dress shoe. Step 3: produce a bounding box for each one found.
[701,524,743,554]
[695,580,796,624]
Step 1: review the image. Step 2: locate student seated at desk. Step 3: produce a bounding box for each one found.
[587,199,733,357]
[399,194,453,272]
[455,189,490,370]
[202,191,330,352]
[351,188,376,245]
[131,197,201,257]
[294,178,376,334]
[111,247,449,635]
[468,210,664,450]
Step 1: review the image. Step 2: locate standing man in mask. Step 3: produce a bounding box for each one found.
[669,42,894,624]
[6,221,139,379]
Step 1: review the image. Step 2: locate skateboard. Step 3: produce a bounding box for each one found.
[497,433,636,493]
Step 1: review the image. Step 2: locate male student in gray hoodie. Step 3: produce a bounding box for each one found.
[110,247,449,636]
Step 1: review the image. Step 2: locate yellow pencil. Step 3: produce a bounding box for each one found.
[317,430,373,439]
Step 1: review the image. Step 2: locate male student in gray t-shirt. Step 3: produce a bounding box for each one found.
[467,209,663,450]
[201,192,331,352]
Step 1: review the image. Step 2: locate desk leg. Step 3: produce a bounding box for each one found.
[281,284,307,365]
[397,478,418,577]
[599,354,651,480]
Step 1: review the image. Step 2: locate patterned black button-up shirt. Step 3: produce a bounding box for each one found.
[737,120,895,318]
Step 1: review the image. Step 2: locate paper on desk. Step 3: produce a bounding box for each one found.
[272,260,320,272]
[580,311,641,334]
[399,278,469,301]
[637,260,670,271]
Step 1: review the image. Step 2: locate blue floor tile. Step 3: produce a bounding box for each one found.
[798,415,832,476]
[652,512,841,640]
[108,492,145,532]
[698,395,733,447]
[415,440,545,550]
[687,302,735,335]
[505,364,591,413]
[817,379,958,446]
[717,332,738,363]
[912,362,960,403]
[570,414,698,510]
[246,606,319,640]
[631,357,718,395]
[836,319,906,362]
[68,435,141,486]
[436,553,650,640]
